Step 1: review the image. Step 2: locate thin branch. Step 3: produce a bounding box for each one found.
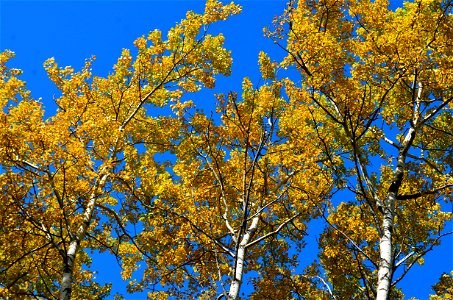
[247,182,292,221]
[165,208,235,258]
[245,213,300,249]
[394,251,415,268]
[0,242,52,275]
[392,230,453,286]
[420,96,453,127]
[319,207,379,268]
[397,184,453,200]
[201,146,237,241]
[212,242,228,300]
[316,276,336,300]
[95,203,155,262]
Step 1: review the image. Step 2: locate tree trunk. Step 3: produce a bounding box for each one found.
[376,195,395,300]
[376,127,415,300]
[228,244,245,300]
[59,241,79,300]
[228,215,259,300]
[58,172,109,300]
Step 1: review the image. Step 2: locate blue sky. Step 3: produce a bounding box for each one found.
[1,0,452,299]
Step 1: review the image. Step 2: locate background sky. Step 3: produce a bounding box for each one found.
[1,0,452,299]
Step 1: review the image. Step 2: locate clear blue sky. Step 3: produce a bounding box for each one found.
[1,1,451,299]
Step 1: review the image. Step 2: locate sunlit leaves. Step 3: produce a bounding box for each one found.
[2,0,452,298]
[203,0,242,24]
[0,50,29,107]
[431,271,453,299]
[267,0,453,298]
[118,67,333,298]
[0,1,241,299]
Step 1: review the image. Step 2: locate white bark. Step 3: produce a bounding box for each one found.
[60,241,78,300]
[59,172,109,300]
[376,127,415,300]
[376,195,395,300]
[228,215,260,300]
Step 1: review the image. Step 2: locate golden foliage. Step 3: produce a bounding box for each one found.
[1,0,452,299]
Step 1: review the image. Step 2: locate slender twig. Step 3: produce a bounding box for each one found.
[245,213,300,249]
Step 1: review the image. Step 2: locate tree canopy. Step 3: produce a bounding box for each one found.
[1,0,452,299]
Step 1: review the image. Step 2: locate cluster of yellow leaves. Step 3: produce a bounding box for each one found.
[258,51,277,80]
[430,271,453,299]
[203,0,241,24]
[250,262,332,299]
[318,202,379,299]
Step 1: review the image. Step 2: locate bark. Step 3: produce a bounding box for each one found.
[376,195,395,300]
[59,241,79,300]
[228,215,259,300]
[59,172,109,300]
[376,127,415,300]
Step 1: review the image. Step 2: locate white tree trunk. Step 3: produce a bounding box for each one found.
[228,215,259,300]
[228,244,245,299]
[59,173,109,300]
[376,195,395,300]
[59,241,79,300]
[376,127,415,300]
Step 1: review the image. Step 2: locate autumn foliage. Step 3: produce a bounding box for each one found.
[1,0,452,299]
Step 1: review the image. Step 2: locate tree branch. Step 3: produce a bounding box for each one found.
[245,213,300,249]
[397,184,453,200]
